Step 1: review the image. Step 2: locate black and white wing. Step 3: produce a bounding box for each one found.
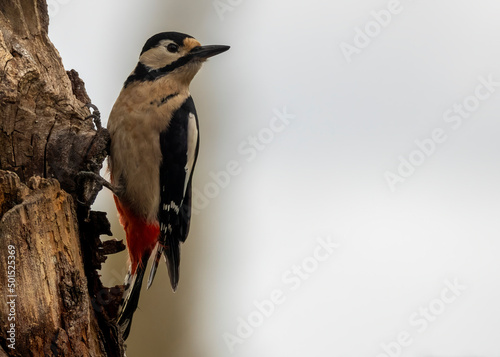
[147,96,199,291]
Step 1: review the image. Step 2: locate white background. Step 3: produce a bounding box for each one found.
[49,1,500,356]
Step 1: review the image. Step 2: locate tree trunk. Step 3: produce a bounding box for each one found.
[0,1,124,356]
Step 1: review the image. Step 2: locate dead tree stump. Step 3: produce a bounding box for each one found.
[0,1,124,355]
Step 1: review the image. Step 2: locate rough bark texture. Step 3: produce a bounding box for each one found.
[0,171,104,356]
[0,0,125,356]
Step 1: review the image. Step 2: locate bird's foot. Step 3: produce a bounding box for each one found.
[76,171,117,207]
[84,103,102,130]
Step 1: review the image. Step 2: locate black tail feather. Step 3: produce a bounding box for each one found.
[163,234,181,292]
[118,235,180,338]
[118,254,149,340]
[147,244,163,289]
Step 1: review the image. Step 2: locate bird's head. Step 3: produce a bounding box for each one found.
[125,32,229,88]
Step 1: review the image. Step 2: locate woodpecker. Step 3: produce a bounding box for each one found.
[106,32,229,339]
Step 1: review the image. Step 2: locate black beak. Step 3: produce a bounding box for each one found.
[189,45,230,59]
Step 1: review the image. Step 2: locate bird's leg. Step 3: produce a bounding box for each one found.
[77,171,118,195]
[76,170,119,207]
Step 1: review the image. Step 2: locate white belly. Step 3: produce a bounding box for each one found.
[107,82,190,222]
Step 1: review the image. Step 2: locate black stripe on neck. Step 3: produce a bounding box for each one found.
[124,54,195,88]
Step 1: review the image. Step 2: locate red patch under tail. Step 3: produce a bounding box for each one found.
[113,196,159,274]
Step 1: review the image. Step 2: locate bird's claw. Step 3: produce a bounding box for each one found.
[76,171,120,213]
[84,103,102,130]
[76,171,104,207]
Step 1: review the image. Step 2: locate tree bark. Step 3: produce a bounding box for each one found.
[0,1,124,356]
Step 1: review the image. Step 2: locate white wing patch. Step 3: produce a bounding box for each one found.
[184,112,198,196]
[160,222,173,234]
[163,201,180,214]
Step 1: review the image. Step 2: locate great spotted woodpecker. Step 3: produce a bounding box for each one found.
[106,32,229,339]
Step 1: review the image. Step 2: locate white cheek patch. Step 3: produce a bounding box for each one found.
[140,41,179,70]
[184,112,198,196]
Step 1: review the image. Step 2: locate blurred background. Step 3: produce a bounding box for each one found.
[49,1,500,356]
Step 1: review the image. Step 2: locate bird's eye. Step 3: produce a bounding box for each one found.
[166,43,179,53]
